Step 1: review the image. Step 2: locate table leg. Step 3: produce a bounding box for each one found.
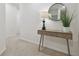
[66,39,71,56]
[42,35,44,47]
[39,35,43,51]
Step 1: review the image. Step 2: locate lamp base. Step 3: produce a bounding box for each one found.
[42,19,46,30]
[42,27,46,30]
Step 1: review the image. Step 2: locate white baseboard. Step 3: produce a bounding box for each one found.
[20,36,39,44]
[0,47,6,55]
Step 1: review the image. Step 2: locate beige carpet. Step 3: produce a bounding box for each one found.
[1,37,66,56]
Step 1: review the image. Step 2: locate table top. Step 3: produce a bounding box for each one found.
[38,29,72,34]
[38,29,72,39]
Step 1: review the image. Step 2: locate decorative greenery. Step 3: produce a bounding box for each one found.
[60,10,73,27]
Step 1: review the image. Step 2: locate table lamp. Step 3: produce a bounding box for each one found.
[40,10,48,30]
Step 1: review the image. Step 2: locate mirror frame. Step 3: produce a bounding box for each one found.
[48,3,67,21]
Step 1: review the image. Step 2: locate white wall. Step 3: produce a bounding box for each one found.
[19,3,79,55]
[19,3,53,43]
[0,3,6,54]
[6,4,19,38]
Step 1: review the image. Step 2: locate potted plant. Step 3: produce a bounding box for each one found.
[60,10,73,32]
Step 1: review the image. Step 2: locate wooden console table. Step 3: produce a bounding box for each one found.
[37,30,72,56]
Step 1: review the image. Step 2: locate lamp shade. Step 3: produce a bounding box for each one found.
[40,10,48,18]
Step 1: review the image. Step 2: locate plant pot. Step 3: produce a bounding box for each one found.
[63,27,70,32]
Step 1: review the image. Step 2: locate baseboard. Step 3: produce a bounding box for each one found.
[0,47,6,55]
[20,36,38,44]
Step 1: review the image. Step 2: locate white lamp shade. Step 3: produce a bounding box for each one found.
[40,10,48,18]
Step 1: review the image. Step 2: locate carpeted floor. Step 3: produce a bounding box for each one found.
[1,37,66,56]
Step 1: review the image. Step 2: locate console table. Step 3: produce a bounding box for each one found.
[37,30,72,56]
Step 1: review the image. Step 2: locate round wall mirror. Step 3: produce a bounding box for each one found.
[48,3,66,21]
